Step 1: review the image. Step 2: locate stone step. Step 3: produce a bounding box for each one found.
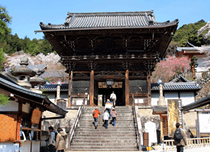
[75,131,136,136]
[76,124,135,131]
[69,145,138,151]
[78,122,135,126]
[72,138,137,143]
[82,109,133,114]
[72,136,136,140]
[82,113,133,116]
[71,142,137,146]
[80,117,133,121]
[76,128,136,132]
[78,124,135,128]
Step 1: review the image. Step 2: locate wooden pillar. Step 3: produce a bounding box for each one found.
[68,71,73,107]
[147,71,151,106]
[89,70,94,106]
[160,114,164,142]
[16,102,22,140]
[125,69,130,106]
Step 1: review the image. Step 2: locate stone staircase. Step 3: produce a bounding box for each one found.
[70,106,139,151]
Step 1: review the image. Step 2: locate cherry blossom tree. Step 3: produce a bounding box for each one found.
[151,56,190,83]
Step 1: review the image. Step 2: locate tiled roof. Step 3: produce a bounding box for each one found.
[42,84,68,91]
[151,82,201,91]
[176,47,199,52]
[40,11,178,30]
[41,70,68,78]
[169,73,190,83]
[0,73,67,116]
[41,81,90,92]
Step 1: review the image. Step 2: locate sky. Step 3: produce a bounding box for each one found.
[1,0,210,40]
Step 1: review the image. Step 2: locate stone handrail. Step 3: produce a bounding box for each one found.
[162,137,210,151]
[67,95,86,150]
[132,94,142,151]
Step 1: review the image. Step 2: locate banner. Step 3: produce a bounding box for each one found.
[167,99,182,137]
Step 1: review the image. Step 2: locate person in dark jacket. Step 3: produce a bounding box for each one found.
[173,123,187,152]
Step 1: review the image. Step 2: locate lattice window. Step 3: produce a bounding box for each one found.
[162,116,168,135]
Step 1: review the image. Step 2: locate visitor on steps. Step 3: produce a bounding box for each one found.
[92,108,101,129]
[56,127,66,152]
[111,108,117,126]
[103,110,109,129]
[105,99,113,119]
[110,91,117,107]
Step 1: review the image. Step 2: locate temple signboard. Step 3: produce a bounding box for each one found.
[31,109,42,124]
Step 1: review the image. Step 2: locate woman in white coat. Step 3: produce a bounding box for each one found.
[55,127,66,152]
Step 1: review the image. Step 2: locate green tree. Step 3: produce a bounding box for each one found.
[0,48,5,71]
[173,20,209,46]
[0,6,12,43]
[0,93,10,106]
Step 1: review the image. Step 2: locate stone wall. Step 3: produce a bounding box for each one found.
[138,108,160,132]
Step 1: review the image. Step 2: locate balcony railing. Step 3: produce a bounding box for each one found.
[162,137,210,151]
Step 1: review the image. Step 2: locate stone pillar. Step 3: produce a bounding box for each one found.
[89,70,94,106]
[158,84,166,106]
[68,71,73,107]
[125,69,130,106]
[56,84,61,100]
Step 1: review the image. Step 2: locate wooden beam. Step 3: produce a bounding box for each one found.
[68,71,73,107]
[147,71,151,106]
[89,70,94,106]
[125,69,130,106]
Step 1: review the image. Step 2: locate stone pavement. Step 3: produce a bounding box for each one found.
[150,146,210,152]
[66,146,210,152]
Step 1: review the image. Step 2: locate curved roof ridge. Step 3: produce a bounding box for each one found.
[66,10,154,17]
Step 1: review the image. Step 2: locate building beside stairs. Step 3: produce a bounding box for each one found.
[0,57,67,152]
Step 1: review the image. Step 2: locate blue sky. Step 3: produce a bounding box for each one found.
[1,0,210,40]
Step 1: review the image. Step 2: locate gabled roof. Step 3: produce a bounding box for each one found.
[41,81,90,92]
[151,82,201,91]
[169,73,190,83]
[0,73,67,116]
[151,73,201,91]
[185,41,195,47]
[39,11,178,30]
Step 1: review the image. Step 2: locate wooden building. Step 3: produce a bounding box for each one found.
[0,72,67,152]
[176,41,210,78]
[37,11,179,106]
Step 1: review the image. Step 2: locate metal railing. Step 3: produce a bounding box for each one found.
[162,137,210,151]
[67,94,86,150]
[132,94,142,151]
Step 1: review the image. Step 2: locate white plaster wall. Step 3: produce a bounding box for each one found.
[165,92,179,105]
[21,141,31,152]
[151,93,159,106]
[0,101,18,111]
[32,141,40,152]
[0,142,19,152]
[22,103,30,113]
[195,55,208,72]
[180,92,195,106]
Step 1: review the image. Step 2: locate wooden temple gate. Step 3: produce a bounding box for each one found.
[37,11,178,106]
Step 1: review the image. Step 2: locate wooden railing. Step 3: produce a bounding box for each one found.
[67,95,86,150]
[162,137,210,151]
[132,95,142,151]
